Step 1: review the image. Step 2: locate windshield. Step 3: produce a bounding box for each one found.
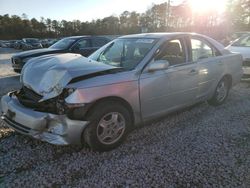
[89,38,156,70]
[231,35,250,47]
[49,38,76,49]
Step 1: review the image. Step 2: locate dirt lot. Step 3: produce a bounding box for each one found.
[0,82,250,187]
[0,48,19,78]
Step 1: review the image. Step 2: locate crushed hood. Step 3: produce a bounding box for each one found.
[21,53,120,101]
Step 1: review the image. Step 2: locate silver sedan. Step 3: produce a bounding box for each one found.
[1,33,243,151]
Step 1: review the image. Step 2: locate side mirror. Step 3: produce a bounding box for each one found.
[148,60,169,72]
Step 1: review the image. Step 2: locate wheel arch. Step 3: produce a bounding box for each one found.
[85,96,135,125]
[223,74,232,88]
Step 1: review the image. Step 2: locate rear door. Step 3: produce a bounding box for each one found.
[189,37,224,100]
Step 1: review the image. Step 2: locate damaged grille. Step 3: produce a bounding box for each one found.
[15,87,86,119]
[22,86,42,102]
[17,86,58,113]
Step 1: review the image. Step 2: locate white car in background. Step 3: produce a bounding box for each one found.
[226,34,250,78]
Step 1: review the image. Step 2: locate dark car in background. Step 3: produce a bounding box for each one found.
[14,40,24,49]
[0,40,7,47]
[0,40,16,48]
[11,36,111,72]
[8,40,17,48]
[21,38,43,50]
[40,39,58,48]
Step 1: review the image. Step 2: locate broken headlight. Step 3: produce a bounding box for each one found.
[61,88,75,99]
[55,88,76,114]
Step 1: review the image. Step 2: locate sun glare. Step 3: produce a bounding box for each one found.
[189,0,227,14]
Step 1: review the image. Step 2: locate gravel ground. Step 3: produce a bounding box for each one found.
[0,82,250,187]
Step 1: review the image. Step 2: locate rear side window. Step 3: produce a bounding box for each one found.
[191,38,220,62]
[92,38,108,47]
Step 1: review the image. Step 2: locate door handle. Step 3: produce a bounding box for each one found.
[188,69,198,75]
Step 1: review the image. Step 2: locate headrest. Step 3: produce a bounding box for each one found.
[166,42,181,55]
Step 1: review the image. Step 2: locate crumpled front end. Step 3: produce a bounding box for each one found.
[1,92,88,145]
[21,53,121,101]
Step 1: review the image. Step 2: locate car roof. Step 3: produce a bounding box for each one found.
[65,35,91,39]
[64,35,110,40]
[119,32,226,53]
[119,32,203,39]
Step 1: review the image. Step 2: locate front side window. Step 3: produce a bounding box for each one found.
[191,39,215,61]
[89,38,156,70]
[155,39,186,66]
[74,39,90,49]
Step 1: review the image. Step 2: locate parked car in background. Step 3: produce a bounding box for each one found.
[14,40,24,49]
[0,40,5,47]
[230,32,250,41]
[226,34,250,78]
[0,40,16,48]
[40,39,49,48]
[8,40,17,48]
[3,41,11,48]
[2,33,243,151]
[40,38,59,48]
[21,38,43,50]
[11,36,111,72]
[1,40,8,48]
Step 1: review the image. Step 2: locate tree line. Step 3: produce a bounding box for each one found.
[0,0,250,41]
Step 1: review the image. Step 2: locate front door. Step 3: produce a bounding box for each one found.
[140,37,199,120]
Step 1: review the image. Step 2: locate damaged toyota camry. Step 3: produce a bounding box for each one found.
[1,33,243,151]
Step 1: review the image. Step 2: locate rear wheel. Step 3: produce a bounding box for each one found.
[83,101,132,151]
[208,77,230,106]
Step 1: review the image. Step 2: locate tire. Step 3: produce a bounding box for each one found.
[13,69,21,73]
[208,76,230,106]
[83,101,132,151]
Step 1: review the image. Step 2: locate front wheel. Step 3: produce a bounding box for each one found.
[83,102,132,151]
[13,69,21,73]
[208,77,230,106]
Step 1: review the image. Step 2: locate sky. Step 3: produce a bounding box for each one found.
[0,0,183,22]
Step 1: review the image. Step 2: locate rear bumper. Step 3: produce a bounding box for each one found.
[1,93,88,145]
